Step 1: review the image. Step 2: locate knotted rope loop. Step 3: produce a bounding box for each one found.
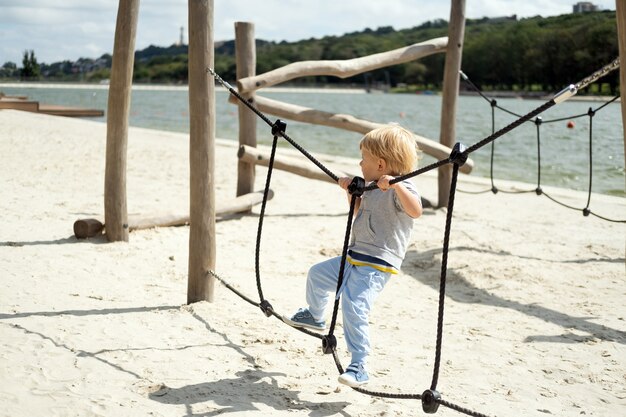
[272,119,287,136]
[449,142,468,167]
[259,299,274,317]
[322,335,337,354]
[347,176,365,197]
[422,389,442,414]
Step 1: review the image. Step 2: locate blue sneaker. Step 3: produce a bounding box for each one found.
[338,362,369,387]
[283,308,326,331]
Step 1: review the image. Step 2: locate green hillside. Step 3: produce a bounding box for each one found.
[3,11,619,94]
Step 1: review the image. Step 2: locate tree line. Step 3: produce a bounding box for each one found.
[1,10,619,94]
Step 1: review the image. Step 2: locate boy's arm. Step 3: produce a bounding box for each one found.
[377,176,422,218]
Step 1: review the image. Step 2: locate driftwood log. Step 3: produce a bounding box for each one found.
[229,94,473,174]
[237,37,448,93]
[73,190,273,239]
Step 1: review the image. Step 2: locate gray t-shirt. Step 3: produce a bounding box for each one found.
[348,179,420,270]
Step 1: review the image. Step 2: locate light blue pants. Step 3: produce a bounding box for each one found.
[306,256,391,365]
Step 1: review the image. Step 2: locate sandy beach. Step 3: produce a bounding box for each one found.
[0,109,624,417]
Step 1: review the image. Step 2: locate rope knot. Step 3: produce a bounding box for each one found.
[271,119,287,136]
[421,389,441,414]
[321,335,337,354]
[348,176,365,197]
[259,300,274,317]
[449,142,468,167]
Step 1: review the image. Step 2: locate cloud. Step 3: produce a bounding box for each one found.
[0,0,616,65]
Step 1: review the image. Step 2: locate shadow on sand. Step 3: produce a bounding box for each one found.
[404,246,626,344]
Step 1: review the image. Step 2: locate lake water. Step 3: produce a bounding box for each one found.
[2,83,624,197]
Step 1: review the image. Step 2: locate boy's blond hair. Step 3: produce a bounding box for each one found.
[360,125,420,175]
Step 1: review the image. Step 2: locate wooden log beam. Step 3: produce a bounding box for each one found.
[237,37,448,94]
[188,0,215,303]
[616,0,626,195]
[128,189,274,230]
[105,0,139,242]
[73,190,273,239]
[235,21,257,199]
[238,145,353,183]
[438,0,466,208]
[228,94,473,174]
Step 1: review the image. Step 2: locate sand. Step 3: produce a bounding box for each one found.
[0,109,624,417]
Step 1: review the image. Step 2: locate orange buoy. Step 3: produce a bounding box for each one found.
[567,120,575,128]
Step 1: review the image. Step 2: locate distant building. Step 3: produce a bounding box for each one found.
[573,2,599,13]
[177,26,185,46]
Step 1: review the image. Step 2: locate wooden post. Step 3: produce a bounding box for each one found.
[104,0,139,242]
[437,0,466,208]
[616,0,626,195]
[187,0,216,303]
[235,22,257,200]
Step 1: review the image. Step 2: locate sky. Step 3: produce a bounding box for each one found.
[0,0,617,65]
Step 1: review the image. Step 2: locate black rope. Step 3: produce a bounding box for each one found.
[541,189,583,210]
[540,97,617,124]
[207,68,339,183]
[490,101,497,192]
[536,117,543,193]
[584,107,594,212]
[588,210,626,223]
[207,75,497,412]
[206,62,622,416]
[385,98,558,194]
[254,135,279,305]
[210,269,325,339]
[208,269,259,308]
[440,398,493,417]
[430,162,459,391]
[326,189,360,340]
[364,158,450,191]
[466,100,557,155]
[460,71,624,222]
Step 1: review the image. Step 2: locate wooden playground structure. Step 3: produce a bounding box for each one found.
[95,0,626,304]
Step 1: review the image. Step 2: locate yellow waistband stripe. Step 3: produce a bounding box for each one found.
[347,256,398,274]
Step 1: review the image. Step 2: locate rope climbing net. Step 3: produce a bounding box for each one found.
[458,66,624,224]
[205,57,621,417]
